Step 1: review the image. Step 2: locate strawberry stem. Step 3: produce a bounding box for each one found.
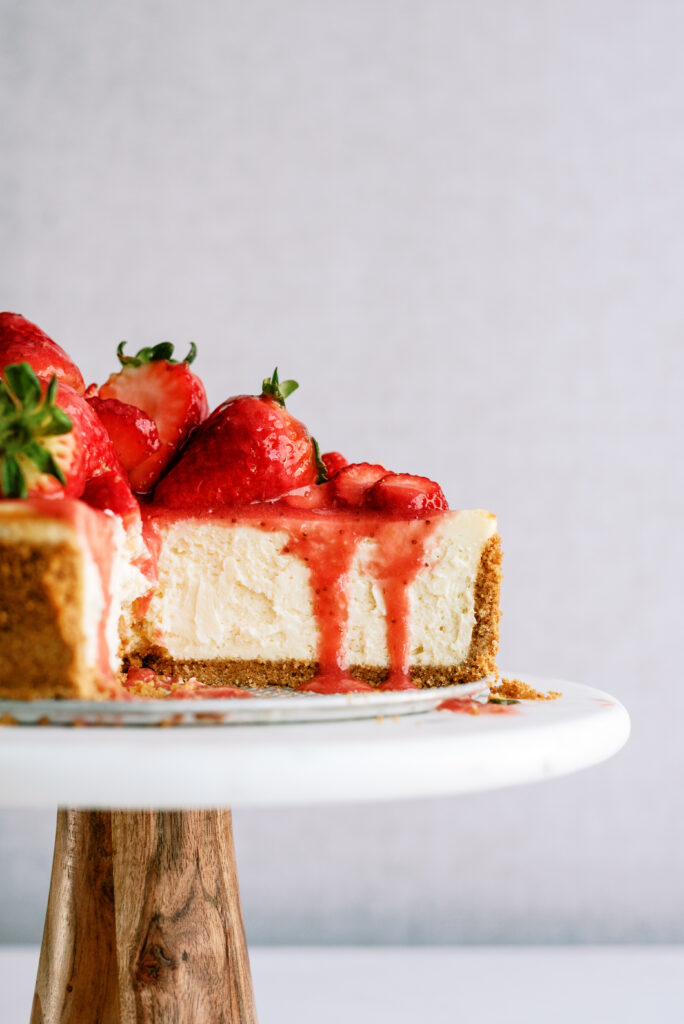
[0,363,72,498]
[261,367,299,405]
[312,437,328,483]
[117,340,197,367]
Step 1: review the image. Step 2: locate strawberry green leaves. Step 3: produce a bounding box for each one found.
[116,340,197,367]
[261,369,324,481]
[261,367,299,406]
[312,437,328,483]
[0,363,73,498]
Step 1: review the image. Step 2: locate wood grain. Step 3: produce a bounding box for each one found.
[32,809,257,1024]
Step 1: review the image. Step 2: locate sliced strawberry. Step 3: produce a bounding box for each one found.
[155,368,317,508]
[279,481,335,509]
[321,451,348,478]
[330,462,388,508]
[98,340,208,492]
[87,396,161,491]
[82,467,140,522]
[0,313,85,394]
[366,473,449,515]
[0,364,85,498]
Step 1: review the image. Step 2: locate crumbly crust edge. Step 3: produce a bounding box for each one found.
[0,539,101,700]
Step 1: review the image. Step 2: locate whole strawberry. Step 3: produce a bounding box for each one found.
[0,364,85,498]
[0,312,85,394]
[155,368,318,507]
[97,340,208,492]
[0,361,139,521]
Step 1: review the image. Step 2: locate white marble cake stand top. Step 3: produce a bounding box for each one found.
[0,677,629,809]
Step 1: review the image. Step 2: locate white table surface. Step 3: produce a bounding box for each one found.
[0,679,630,808]
[1,946,682,1023]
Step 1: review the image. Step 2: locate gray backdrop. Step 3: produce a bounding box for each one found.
[1,0,681,944]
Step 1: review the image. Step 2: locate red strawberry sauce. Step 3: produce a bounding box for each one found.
[123,666,253,700]
[143,504,446,695]
[436,698,517,715]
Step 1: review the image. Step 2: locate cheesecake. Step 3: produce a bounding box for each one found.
[136,505,501,693]
[0,314,502,699]
[0,499,149,699]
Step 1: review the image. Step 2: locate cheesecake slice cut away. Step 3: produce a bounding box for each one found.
[0,499,148,699]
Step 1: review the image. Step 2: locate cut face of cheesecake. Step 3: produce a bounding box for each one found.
[136,506,501,693]
[0,500,149,699]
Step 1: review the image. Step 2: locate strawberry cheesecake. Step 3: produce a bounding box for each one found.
[0,314,501,700]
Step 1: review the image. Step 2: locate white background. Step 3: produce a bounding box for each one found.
[0,0,681,944]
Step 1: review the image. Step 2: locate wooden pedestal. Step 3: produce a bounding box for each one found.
[30,809,257,1024]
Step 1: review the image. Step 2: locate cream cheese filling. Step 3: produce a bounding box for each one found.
[144,510,497,666]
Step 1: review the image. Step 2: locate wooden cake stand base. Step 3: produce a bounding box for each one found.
[30,809,257,1024]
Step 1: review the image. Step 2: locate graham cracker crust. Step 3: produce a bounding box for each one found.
[141,533,503,690]
[0,540,99,700]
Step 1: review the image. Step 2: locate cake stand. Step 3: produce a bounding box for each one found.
[0,677,629,1024]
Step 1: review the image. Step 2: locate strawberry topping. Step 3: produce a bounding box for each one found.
[0,361,141,521]
[98,341,208,492]
[366,473,449,515]
[82,467,140,521]
[154,368,317,508]
[0,313,85,394]
[279,481,336,509]
[0,364,85,498]
[321,451,348,477]
[330,462,388,508]
[87,396,161,491]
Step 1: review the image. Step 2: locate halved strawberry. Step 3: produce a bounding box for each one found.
[279,481,336,509]
[0,363,85,498]
[330,462,388,508]
[155,368,317,508]
[57,387,141,524]
[98,340,208,492]
[321,451,348,478]
[87,396,161,491]
[0,313,85,394]
[366,473,449,515]
[82,467,140,520]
